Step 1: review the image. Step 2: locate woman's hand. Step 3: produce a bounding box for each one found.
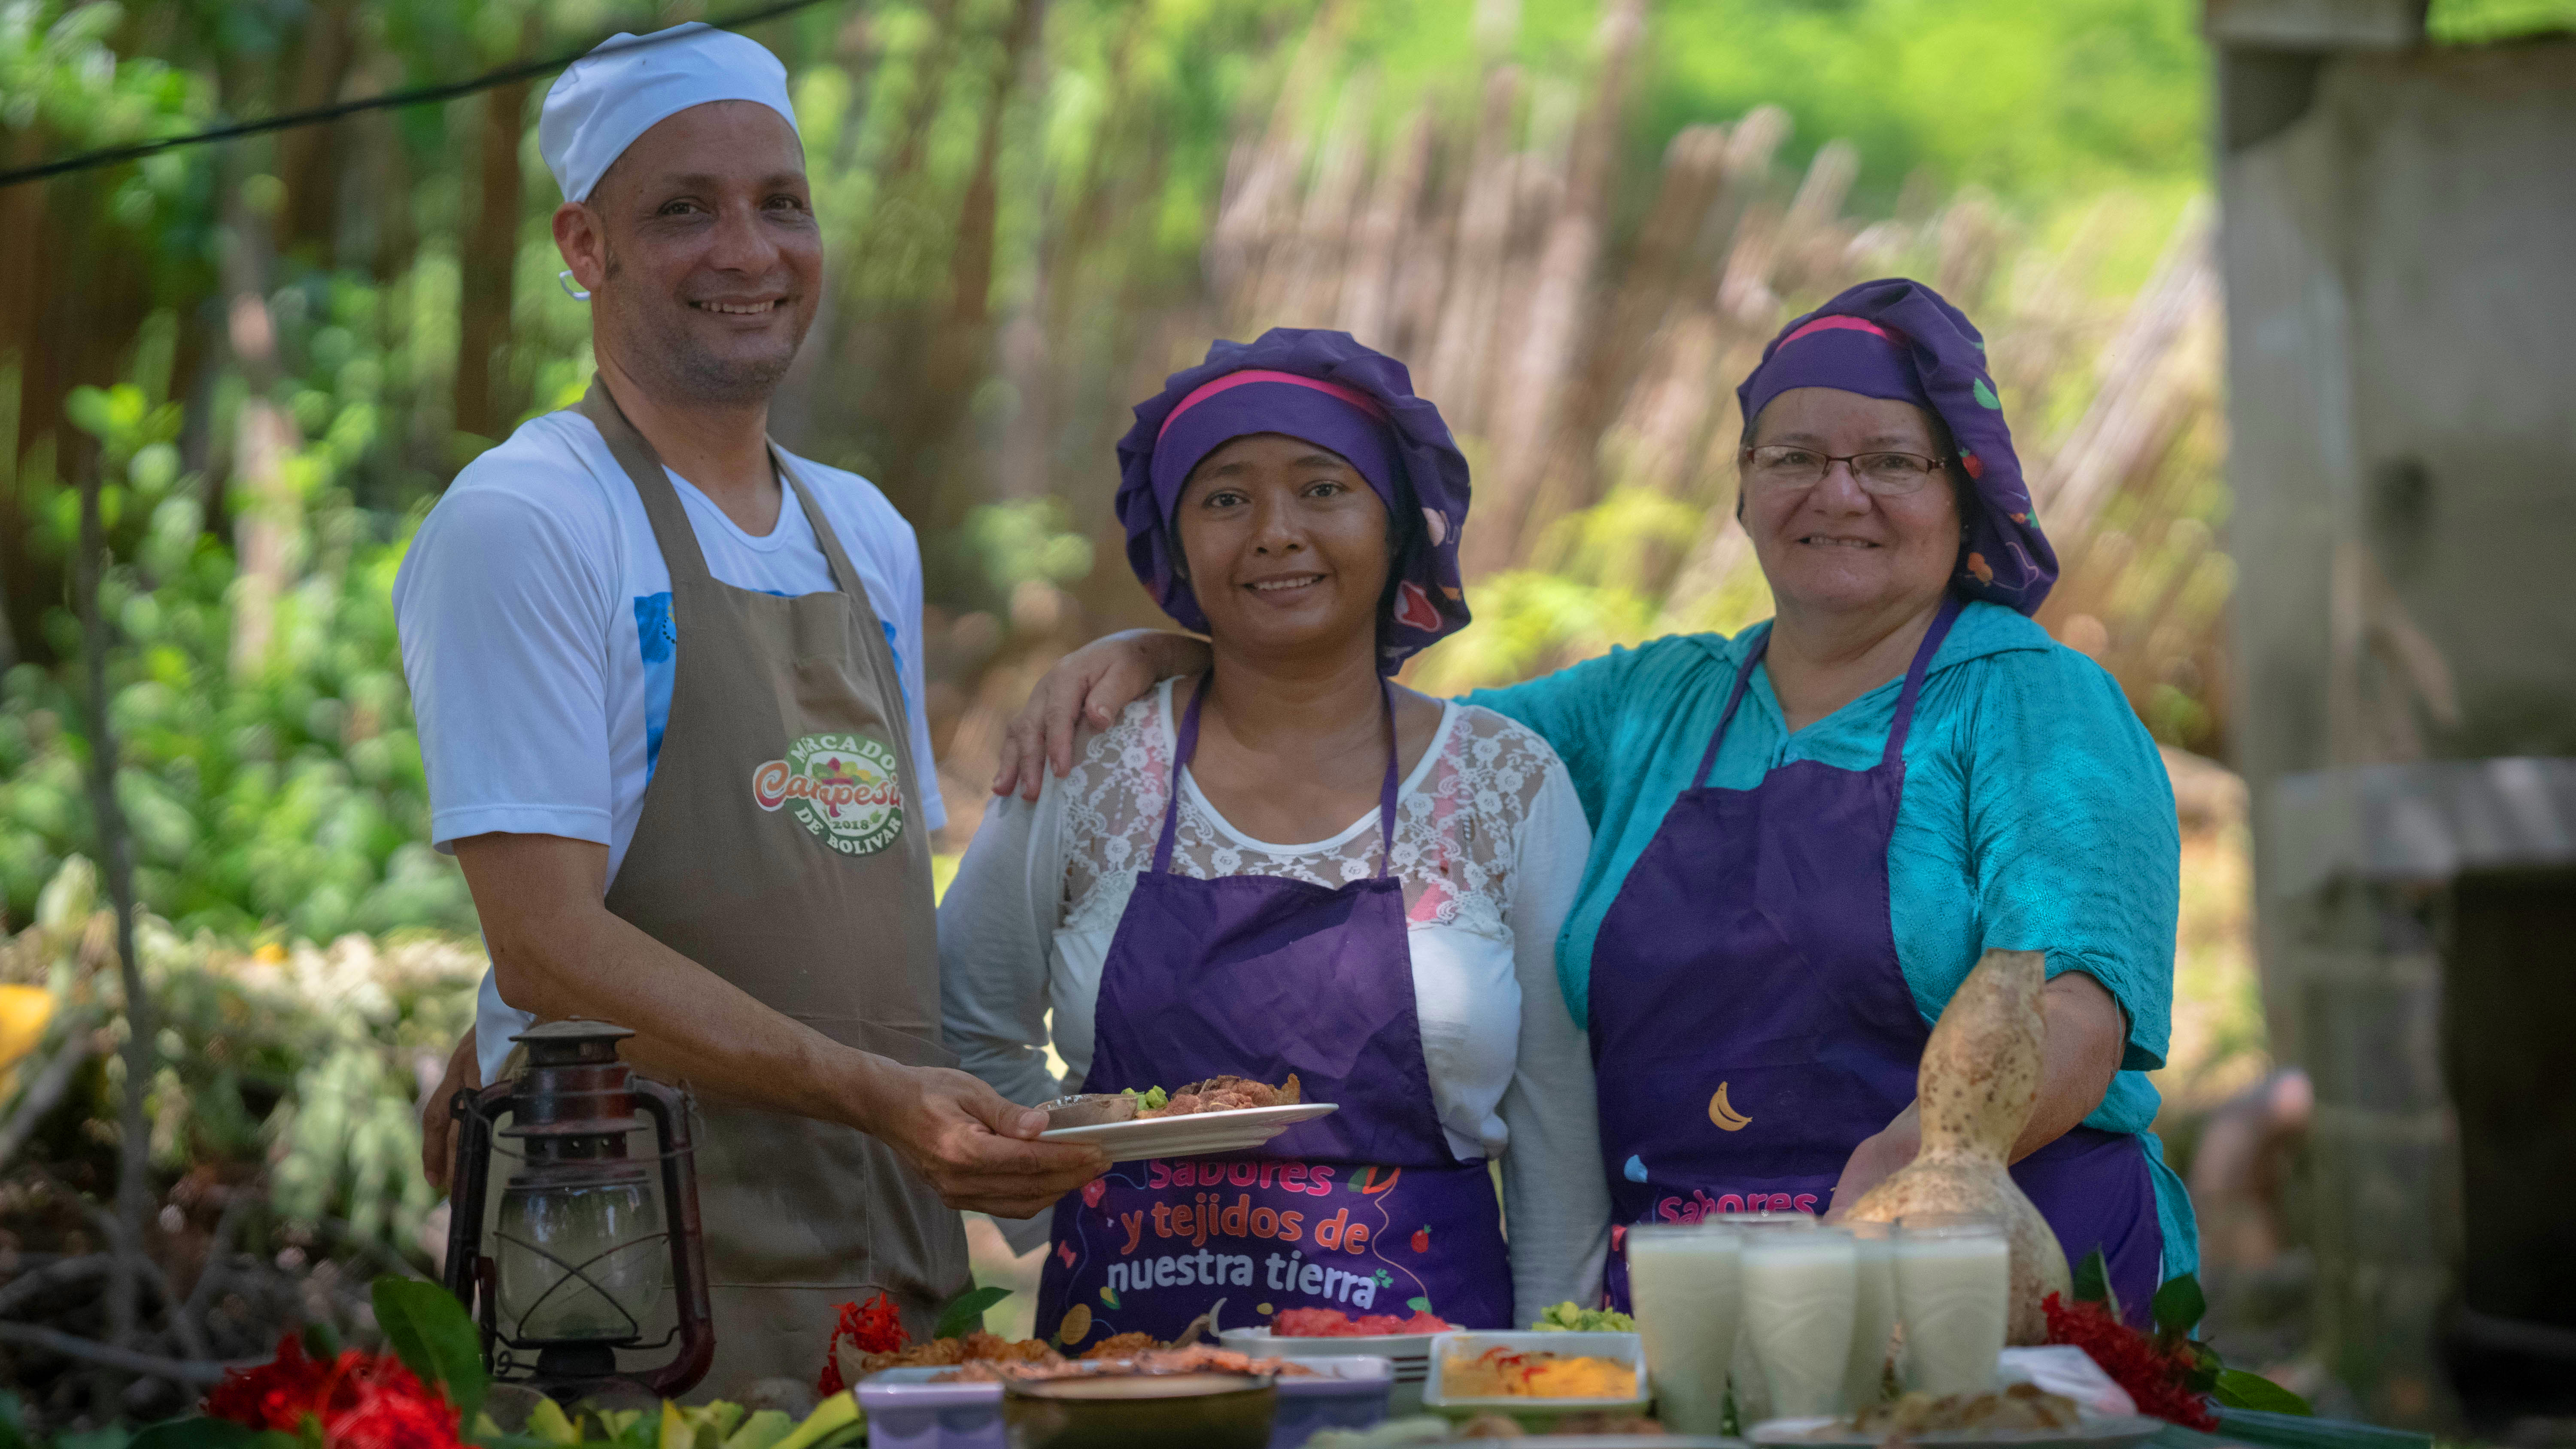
[1826,1101,1921,1218]
[991,630,1210,800]
[849,1058,1110,1219]
[420,1030,480,1194]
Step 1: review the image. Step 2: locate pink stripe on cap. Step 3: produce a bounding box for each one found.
[1157,369,1390,440]
[1779,315,1906,349]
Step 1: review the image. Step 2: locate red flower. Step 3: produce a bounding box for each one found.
[325,1374,463,1449]
[2041,1293,2217,1431]
[204,1335,462,1449]
[206,1334,338,1431]
[816,1290,911,1395]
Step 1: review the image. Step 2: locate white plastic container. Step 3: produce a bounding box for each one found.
[1419,1330,1652,1426]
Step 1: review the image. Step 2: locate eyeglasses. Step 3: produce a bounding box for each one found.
[1740,444,1951,497]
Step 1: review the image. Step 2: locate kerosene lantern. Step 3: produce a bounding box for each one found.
[444,1020,713,1399]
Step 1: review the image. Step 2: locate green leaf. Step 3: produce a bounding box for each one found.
[934,1285,1014,1341]
[682,1404,746,1443]
[2180,1340,2222,1392]
[372,1276,490,1424]
[768,1394,860,1449]
[301,1322,341,1361]
[2071,1249,2122,1321]
[127,1422,258,1449]
[721,1410,794,1449]
[2151,1274,2208,1337]
[524,1400,581,1449]
[2212,1369,2314,1416]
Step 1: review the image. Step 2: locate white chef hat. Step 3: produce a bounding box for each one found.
[538,22,801,204]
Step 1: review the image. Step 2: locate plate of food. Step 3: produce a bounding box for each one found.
[1750,1384,2164,1449]
[1038,1075,1337,1160]
[1220,1307,1457,1413]
[1419,1330,1652,1428]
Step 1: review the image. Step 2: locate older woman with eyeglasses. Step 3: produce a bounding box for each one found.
[993,280,2193,1325]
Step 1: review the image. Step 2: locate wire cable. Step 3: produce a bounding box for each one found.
[0,0,841,191]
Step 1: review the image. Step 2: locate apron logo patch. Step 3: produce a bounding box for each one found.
[752,732,905,856]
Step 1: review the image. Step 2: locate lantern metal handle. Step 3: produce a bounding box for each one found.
[444,1079,516,1358]
[632,1077,713,1398]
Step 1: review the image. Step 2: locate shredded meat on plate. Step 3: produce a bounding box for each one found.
[1139,1073,1302,1118]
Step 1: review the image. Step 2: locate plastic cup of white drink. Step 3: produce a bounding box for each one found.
[1893,1213,2010,1394]
[1716,1212,1819,1424]
[1741,1223,1859,1419]
[1841,1220,1898,1411]
[1626,1222,1744,1434]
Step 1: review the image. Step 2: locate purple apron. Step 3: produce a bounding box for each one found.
[1037,677,1512,1347]
[1588,598,2166,1325]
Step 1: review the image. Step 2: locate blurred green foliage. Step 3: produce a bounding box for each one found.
[2428,0,2576,39]
[1345,0,2208,210]
[0,282,471,939]
[8,855,479,1250]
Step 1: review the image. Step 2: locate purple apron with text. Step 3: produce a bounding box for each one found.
[1037,677,1512,1347]
[1588,598,2166,1326]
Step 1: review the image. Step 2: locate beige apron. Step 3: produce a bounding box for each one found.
[579,379,969,1397]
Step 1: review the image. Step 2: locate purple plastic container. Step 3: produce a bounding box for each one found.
[1270,1354,1396,1446]
[855,1356,1394,1449]
[856,1368,1005,1449]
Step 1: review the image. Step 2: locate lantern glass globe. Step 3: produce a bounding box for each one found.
[496,1176,668,1343]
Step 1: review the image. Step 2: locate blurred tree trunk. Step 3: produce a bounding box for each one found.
[817,0,959,521]
[0,132,46,671]
[908,0,1047,531]
[76,433,153,1400]
[2,140,158,666]
[456,18,539,446]
[275,0,358,264]
[224,185,304,681]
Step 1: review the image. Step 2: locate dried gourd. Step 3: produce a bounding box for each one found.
[1844,948,2072,1344]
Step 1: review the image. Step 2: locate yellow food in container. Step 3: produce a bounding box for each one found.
[1440,1346,1638,1400]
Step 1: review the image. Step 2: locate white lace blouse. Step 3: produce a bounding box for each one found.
[938,677,1610,1320]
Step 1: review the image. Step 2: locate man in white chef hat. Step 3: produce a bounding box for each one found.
[398,23,1106,1391]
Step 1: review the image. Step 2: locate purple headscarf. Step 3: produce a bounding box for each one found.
[1115,328,1473,670]
[1735,278,2057,615]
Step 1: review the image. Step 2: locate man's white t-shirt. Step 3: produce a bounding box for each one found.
[393,410,945,1081]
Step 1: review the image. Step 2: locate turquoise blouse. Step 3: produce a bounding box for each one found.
[1464,600,2197,1281]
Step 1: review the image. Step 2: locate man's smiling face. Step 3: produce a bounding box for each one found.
[574,99,822,404]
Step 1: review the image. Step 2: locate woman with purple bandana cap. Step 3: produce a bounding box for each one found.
[939,328,1610,1346]
[997,282,2197,1330]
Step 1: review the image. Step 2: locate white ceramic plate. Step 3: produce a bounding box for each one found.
[1749,1413,2166,1449]
[1039,1102,1337,1160]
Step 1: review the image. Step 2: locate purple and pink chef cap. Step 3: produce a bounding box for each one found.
[1115,328,1473,670]
[1736,278,2057,615]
